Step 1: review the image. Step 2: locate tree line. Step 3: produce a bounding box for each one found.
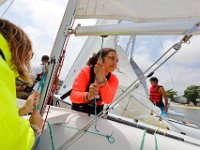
[166,85,200,106]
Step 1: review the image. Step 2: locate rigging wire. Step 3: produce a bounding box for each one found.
[1,0,15,18]
[94,35,107,132]
[58,45,178,149]
[55,123,115,144]
[166,62,176,89]
[158,36,176,89]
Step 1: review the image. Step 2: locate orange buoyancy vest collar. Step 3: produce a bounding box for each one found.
[150,85,162,102]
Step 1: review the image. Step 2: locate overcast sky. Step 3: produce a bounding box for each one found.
[1,0,200,95]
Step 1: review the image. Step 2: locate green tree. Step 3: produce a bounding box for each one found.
[166,89,178,102]
[184,85,200,106]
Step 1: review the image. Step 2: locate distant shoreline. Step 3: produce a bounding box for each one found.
[170,102,200,110]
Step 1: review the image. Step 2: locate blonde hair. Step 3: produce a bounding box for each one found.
[0,19,33,82]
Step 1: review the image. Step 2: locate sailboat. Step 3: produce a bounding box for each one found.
[1,0,200,149]
[58,19,200,140]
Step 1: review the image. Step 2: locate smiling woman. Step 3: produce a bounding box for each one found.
[70,48,119,115]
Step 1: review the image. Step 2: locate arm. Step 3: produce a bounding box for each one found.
[19,92,39,116]
[0,80,34,149]
[159,87,168,112]
[70,67,89,103]
[99,74,119,104]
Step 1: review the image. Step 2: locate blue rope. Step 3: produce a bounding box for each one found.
[34,72,49,150]
[55,123,115,144]
[47,121,56,150]
[140,130,146,150]
[35,136,41,150]
[154,134,158,150]
[35,121,55,150]
[35,71,47,110]
[93,36,105,132]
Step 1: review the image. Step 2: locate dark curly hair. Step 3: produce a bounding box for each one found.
[86,48,117,84]
[87,48,117,67]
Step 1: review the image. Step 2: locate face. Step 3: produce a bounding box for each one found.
[150,81,157,86]
[103,51,118,73]
[42,59,49,65]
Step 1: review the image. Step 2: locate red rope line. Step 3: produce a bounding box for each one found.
[34,17,75,150]
[41,18,75,130]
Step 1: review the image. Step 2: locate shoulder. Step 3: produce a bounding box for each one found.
[158,85,165,91]
[109,73,119,83]
[76,66,90,79]
[79,66,90,74]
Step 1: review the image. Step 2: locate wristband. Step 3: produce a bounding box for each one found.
[98,78,107,84]
[85,92,92,101]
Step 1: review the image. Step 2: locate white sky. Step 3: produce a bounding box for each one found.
[1,0,200,95]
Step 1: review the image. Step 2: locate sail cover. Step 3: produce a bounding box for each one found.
[75,0,200,22]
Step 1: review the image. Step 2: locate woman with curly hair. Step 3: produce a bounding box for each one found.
[0,19,43,150]
[70,48,119,115]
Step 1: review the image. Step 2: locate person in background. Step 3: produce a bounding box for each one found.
[32,55,49,90]
[70,48,119,115]
[149,77,168,115]
[32,55,49,81]
[0,18,43,150]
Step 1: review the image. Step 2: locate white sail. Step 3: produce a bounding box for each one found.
[75,0,200,22]
[111,45,160,124]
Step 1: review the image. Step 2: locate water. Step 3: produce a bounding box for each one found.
[170,106,200,128]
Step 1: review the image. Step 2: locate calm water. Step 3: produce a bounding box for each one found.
[170,106,200,128]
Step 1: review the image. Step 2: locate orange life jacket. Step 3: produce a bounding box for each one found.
[150,85,162,102]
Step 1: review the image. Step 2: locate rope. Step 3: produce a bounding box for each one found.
[55,123,115,144]
[121,94,181,133]
[58,22,199,150]
[158,37,176,89]
[35,121,55,150]
[36,20,76,150]
[154,134,158,150]
[93,36,106,132]
[35,71,47,110]
[39,18,75,116]
[140,130,146,150]
[34,72,48,150]
[47,121,56,150]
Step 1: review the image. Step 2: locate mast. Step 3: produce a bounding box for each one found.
[39,0,78,116]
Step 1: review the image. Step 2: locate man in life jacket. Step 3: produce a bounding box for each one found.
[149,77,168,115]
